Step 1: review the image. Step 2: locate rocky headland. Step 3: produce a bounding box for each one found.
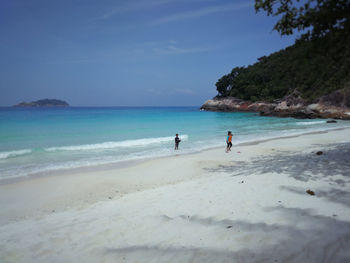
[14,99,69,107]
[201,89,350,120]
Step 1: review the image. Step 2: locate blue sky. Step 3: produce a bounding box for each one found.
[0,0,296,106]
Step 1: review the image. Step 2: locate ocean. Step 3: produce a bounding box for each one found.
[1,106,349,181]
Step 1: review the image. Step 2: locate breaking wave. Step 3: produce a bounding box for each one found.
[296,121,325,126]
[0,149,32,160]
[45,135,189,152]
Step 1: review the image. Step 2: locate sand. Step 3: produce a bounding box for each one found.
[1,128,350,263]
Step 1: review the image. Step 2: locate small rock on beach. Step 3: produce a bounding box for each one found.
[306,189,315,196]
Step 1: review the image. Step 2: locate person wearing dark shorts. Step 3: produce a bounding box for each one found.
[226,131,232,152]
[175,134,181,150]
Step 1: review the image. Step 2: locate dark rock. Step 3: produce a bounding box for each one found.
[346,91,350,108]
[327,120,337,123]
[306,189,315,196]
[108,197,112,199]
[201,88,350,120]
[316,151,323,155]
[319,89,350,108]
[201,97,276,113]
[226,226,232,229]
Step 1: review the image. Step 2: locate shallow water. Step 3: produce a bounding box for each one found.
[0,107,349,180]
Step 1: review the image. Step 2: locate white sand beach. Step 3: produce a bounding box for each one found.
[1,128,350,263]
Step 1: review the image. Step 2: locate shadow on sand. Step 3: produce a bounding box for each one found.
[206,142,350,183]
[103,207,350,262]
[206,142,350,209]
[102,143,350,262]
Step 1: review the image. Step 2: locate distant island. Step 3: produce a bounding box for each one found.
[14,99,69,107]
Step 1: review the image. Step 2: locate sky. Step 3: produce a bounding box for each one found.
[0,0,297,106]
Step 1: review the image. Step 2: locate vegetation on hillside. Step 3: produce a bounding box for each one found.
[216,0,350,102]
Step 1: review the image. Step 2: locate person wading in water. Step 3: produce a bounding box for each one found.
[175,134,181,150]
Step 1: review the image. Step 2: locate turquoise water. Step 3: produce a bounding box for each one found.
[0,107,349,180]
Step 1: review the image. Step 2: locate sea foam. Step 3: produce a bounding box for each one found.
[296,121,325,126]
[45,135,189,152]
[0,149,32,160]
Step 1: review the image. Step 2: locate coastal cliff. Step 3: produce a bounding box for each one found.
[203,2,350,121]
[14,99,69,107]
[202,19,350,120]
[201,89,350,120]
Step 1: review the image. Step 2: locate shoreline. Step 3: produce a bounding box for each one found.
[1,125,349,186]
[1,128,350,262]
[1,128,350,222]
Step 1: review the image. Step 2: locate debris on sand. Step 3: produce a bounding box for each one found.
[306,189,315,196]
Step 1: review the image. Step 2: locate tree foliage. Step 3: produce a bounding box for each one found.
[216,30,350,101]
[255,0,350,40]
[215,0,350,101]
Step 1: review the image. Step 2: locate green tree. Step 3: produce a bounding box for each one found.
[254,0,350,40]
[213,0,350,102]
[216,75,231,96]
